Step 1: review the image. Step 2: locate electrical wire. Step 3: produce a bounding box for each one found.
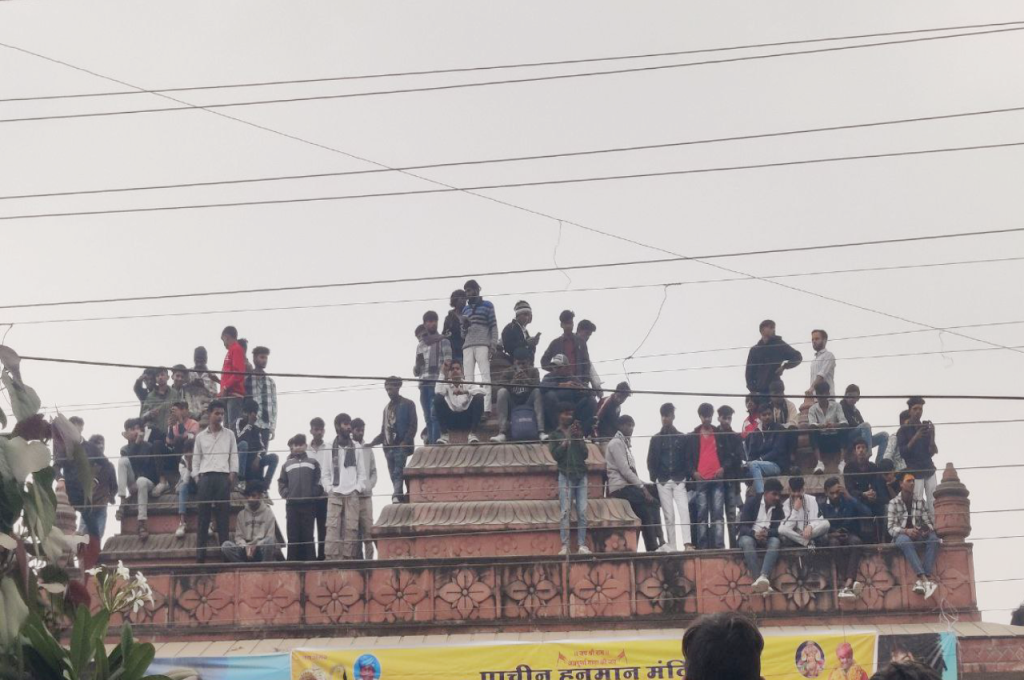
[6,254,1024,327]
[5,20,1024,104]
[3,27,1023,124]
[3,104,1023,202]
[21,353,1024,402]
[1,140,1023,222]
[3,228,1024,312]
[12,38,1022,368]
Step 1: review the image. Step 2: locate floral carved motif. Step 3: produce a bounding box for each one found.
[704,560,751,611]
[503,565,560,618]
[306,571,364,624]
[176,576,233,626]
[436,569,494,620]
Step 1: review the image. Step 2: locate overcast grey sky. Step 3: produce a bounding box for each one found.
[1,1,1023,623]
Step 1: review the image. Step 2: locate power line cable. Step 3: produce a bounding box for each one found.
[5,20,1023,104]
[2,27,1023,124]
[2,228,1022,311]
[12,42,1022,368]
[6,254,1024,326]
[1,139,1023,222]
[3,104,1023,202]
[20,354,1024,401]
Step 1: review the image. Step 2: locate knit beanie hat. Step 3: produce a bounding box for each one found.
[514,300,532,315]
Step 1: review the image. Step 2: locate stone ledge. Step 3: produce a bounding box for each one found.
[96,544,979,641]
[406,442,606,473]
[373,498,637,532]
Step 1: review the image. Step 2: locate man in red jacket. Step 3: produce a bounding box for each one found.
[218,326,247,430]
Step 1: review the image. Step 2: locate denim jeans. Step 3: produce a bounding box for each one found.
[692,481,725,549]
[747,460,782,494]
[558,473,588,547]
[79,507,108,538]
[738,534,781,579]
[845,423,889,463]
[419,383,440,444]
[239,441,278,488]
[894,531,939,576]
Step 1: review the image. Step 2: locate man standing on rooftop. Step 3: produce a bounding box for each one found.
[807,329,835,397]
[745,319,802,397]
[461,279,498,416]
[217,326,247,430]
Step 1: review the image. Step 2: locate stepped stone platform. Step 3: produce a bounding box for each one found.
[378,422,641,558]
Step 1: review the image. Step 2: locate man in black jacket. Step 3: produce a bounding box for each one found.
[716,405,747,547]
[647,403,694,552]
[540,310,594,389]
[745,320,803,397]
[369,377,418,503]
[736,478,785,594]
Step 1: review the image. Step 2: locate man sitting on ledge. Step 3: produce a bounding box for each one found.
[887,471,940,600]
[221,482,276,563]
[434,361,486,444]
[606,414,662,552]
[492,346,545,443]
[737,477,785,595]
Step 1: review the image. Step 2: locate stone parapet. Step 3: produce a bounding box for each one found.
[374,498,639,558]
[102,543,979,642]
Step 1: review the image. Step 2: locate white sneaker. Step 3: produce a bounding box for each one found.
[436,434,450,445]
[656,544,674,554]
[175,521,186,539]
[577,545,591,555]
[838,460,846,474]
[813,461,825,474]
[152,481,169,497]
[490,433,507,443]
[923,580,938,600]
[558,545,569,555]
[467,433,480,444]
[851,581,864,597]
[912,579,926,595]
[762,585,776,597]
[540,433,550,441]
[751,575,770,593]
[837,587,856,601]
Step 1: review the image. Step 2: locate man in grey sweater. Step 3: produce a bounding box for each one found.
[221,482,277,562]
[606,415,662,551]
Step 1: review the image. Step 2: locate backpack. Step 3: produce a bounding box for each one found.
[509,405,539,442]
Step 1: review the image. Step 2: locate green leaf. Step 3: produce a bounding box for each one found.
[22,467,57,542]
[0,477,24,533]
[2,437,53,483]
[0,577,30,648]
[19,613,65,677]
[121,641,156,680]
[0,372,40,422]
[94,637,110,680]
[69,605,93,676]
[69,440,92,514]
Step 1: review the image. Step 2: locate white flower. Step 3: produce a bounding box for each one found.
[116,561,130,581]
[0,437,51,483]
[85,567,102,576]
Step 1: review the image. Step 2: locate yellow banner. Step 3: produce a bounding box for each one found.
[293,633,876,680]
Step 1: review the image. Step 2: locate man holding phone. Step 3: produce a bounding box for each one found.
[821,477,871,601]
[549,404,590,555]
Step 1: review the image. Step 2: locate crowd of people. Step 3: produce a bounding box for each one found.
[60,281,946,603]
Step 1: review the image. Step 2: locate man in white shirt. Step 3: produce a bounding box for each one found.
[308,417,331,561]
[807,382,849,474]
[807,329,836,397]
[324,413,368,560]
[352,418,378,559]
[433,361,486,444]
[192,400,239,563]
[779,477,830,550]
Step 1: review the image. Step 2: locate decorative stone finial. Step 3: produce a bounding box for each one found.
[934,463,971,543]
